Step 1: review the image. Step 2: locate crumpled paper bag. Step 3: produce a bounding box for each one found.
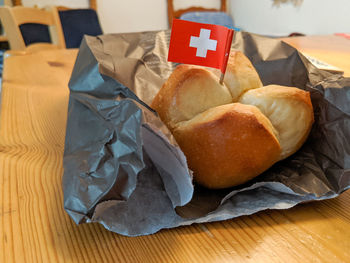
[63,30,350,236]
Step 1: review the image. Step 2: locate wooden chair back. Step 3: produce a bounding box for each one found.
[4,0,13,6]
[0,1,13,44]
[167,0,227,27]
[10,0,97,10]
[51,5,103,48]
[0,6,66,51]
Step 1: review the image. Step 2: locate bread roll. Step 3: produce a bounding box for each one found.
[210,51,263,101]
[151,65,232,129]
[239,85,314,159]
[151,50,314,189]
[173,103,281,189]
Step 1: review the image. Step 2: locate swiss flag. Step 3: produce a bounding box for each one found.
[168,19,234,74]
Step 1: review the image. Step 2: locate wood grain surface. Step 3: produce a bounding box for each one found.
[1,37,350,263]
[282,35,350,77]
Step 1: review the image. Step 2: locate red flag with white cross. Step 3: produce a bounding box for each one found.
[168,19,234,77]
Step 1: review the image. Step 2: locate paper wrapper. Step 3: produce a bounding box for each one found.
[63,31,350,236]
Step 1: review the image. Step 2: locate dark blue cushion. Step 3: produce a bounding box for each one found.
[180,11,240,31]
[19,23,51,46]
[0,49,4,83]
[59,9,103,48]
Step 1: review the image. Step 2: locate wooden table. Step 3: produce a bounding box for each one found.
[1,36,350,262]
[282,35,350,77]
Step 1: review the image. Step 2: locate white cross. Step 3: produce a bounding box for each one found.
[189,28,217,58]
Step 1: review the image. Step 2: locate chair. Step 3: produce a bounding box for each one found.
[180,11,235,29]
[6,0,101,49]
[0,6,65,51]
[53,5,103,48]
[10,0,97,10]
[167,0,228,27]
[0,0,13,45]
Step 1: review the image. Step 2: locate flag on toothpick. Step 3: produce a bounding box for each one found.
[168,19,234,83]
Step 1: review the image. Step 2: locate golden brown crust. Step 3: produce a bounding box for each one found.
[250,85,313,104]
[151,51,314,189]
[173,103,281,189]
[211,50,263,100]
[151,64,232,129]
[239,85,314,159]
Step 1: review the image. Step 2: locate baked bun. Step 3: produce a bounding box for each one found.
[239,85,314,159]
[151,50,314,189]
[210,50,263,101]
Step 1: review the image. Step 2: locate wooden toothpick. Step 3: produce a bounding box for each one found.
[219,72,225,85]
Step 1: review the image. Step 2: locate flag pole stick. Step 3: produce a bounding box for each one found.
[219,73,225,85]
[219,29,234,86]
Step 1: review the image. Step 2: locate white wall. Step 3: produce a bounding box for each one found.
[97,0,222,34]
[230,0,350,36]
[22,0,223,33]
[22,0,89,9]
[98,0,168,33]
[22,0,350,36]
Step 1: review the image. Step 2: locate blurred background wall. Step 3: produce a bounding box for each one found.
[21,0,350,36]
[230,0,350,36]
